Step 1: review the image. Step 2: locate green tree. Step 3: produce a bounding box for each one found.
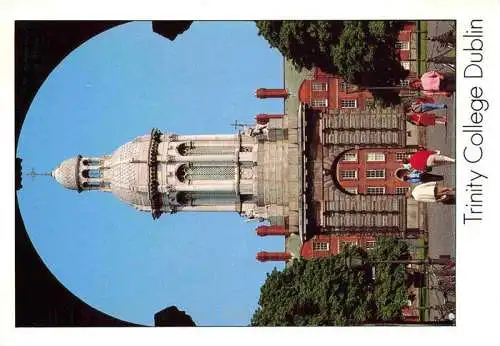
[368,237,410,320]
[251,238,410,326]
[255,20,408,104]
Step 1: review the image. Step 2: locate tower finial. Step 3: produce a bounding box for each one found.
[26,168,52,180]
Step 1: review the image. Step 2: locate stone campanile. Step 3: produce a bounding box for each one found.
[52,119,295,227]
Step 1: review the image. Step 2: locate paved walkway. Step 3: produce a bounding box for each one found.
[425,20,456,260]
[422,20,456,322]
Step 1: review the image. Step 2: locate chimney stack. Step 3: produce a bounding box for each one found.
[256,225,290,237]
[256,251,292,262]
[255,88,289,99]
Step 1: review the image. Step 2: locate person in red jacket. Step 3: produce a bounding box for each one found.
[406,112,447,126]
[402,147,454,172]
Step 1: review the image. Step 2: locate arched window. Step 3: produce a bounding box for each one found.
[82,169,102,178]
[176,164,190,183]
[177,143,191,156]
[82,158,102,166]
[177,142,235,156]
[175,191,192,205]
[88,169,102,178]
[82,181,99,189]
[175,164,235,183]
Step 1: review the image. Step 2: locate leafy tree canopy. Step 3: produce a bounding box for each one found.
[255,20,409,104]
[368,237,411,321]
[251,237,410,326]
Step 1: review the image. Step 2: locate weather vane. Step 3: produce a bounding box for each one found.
[26,168,51,180]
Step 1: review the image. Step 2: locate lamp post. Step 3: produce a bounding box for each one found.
[345,85,411,95]
[344,255,451,268]
[344,255,365,269]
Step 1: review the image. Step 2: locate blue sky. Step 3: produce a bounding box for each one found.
[16,21,285,326]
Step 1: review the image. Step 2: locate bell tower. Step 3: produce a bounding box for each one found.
[50,108,298,262]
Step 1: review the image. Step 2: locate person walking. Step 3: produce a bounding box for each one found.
[395,168,423,184]
[402,148,454,172]
[410,70,454,96]
[406,112,447,126]
[407,97,448,113]
[395,168,444,184]
[405,182,455,203]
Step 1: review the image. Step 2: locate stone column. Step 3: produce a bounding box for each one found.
[176,182,235,192]
[256,251,291,262]
[238,152,253,162]
[189,141,238,148]
[176,205,238,212]
[169,154,236,162]
[175,134,238,141]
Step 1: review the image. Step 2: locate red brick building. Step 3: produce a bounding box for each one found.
[253,22,423,321]
[298,71,375,111]
[300,233,376,257]
[288,23,421,256]
[297,22,418,113]
[253,22,423,260]
[397,22,418,67]
[301,148,419,257]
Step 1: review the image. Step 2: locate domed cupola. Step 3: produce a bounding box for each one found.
[51,155,83,192]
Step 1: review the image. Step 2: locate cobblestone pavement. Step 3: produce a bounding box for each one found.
[423,20,456,322]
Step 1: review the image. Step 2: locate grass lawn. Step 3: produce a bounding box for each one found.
[415,236,427,259]
[417,21,428,76]
[415,236,429,321]
[445,49,456,58]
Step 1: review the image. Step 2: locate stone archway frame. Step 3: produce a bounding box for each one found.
[394,167,410,182]
[329,147,408,196]
[328,147,358,196]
